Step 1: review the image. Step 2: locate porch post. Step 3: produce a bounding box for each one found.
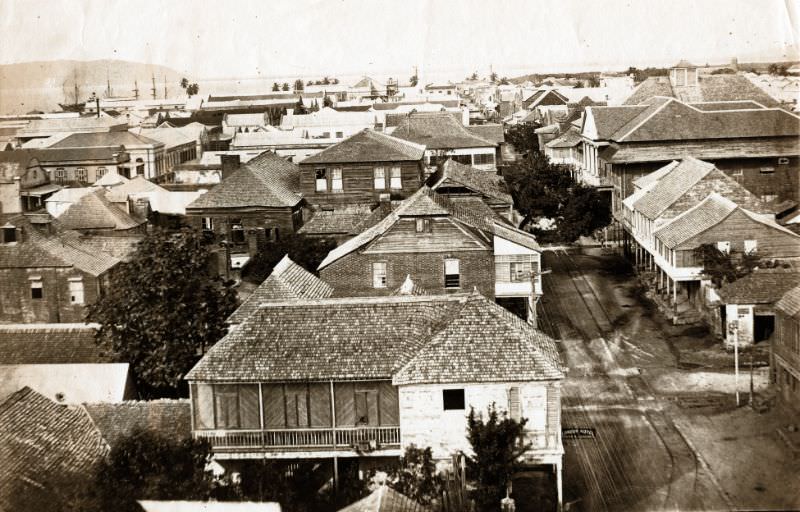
[673,279,678,313]
[330,380,338,491]
[556,461,563,512]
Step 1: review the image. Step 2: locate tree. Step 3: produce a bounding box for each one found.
[322,76,331,85]
[505,122,541,156]
[768,63,780,75]
[282,82,290,91]
[241,234,337,284]
[711,67,736,75]
[469,71,479,80]
[410,74,419,87]
[186,83,199,97]
[388,445,444,506]
[331,77,340,84]
[693,244,760,287]
[294,96,308,115]
[294,79,305,91]
[87,229,238,397]
[76,428,214,512]
[272,82,280,92]
[586,76,601,87]
[466,405,530,512]
[499,76,510,85]
[180,77,189,89]
[490,71,498,83]
[322,94,333,108]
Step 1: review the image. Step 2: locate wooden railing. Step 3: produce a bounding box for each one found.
[194,426,401,452]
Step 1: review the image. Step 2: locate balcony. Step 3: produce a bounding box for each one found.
[194,426,401,455]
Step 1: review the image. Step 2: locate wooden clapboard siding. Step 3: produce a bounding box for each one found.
[309,383,332,427]
[378,381,399,425]
[284,384,309,428]
[239,385,261,429]
[364,218,487,253]
[262,384,285,428]
[335,382,356,426]
[299,160,424,205]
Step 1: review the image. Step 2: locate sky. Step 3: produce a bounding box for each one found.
[0,0,798,81]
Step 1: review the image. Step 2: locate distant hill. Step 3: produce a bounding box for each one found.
[0,59,189,114]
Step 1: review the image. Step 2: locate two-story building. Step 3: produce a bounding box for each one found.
[184,152,304,273]
[0,150,61,213]
[427,158,515,221]
[318,187,542,323]
[299,129,426,207]
[185,292,565,506]
[774,285,800,411]
[580,96,800,217]
[389,112,498,172]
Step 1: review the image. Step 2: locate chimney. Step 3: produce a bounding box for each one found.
[220,154,241,180]
[96,96,101,118]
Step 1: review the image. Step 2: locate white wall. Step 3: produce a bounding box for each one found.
[398,381,556,460]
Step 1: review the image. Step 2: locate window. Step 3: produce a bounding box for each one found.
[762,193,778,202]
[507,386,521,421]
[201,217,214,232]
[331,167,343,191]
[372,262,387,288]
[778,157,790,165]
[135,158,145,176]
[444,258,460,288]
[442,389,465,410]
[2,226,16,243]
[315,168,327,192]
[452,154,471,165]
[510,261,531,282]
[731,169,743,177]
[54,168,66,183]
[390,166,402,189]
[415,218,431,233]
[230,220,245,244]
[355,388,378,426]
[472,153,495,166]
[335,131,343,138]
[68,278,84,305]
[373,167,386,189]
[716,241,730,254]
[744,239,758,254]
[30,278,43,299]
[32,169,38,179]
[322,131,331,139]
[760,166,775,174]
[96,167,107,178]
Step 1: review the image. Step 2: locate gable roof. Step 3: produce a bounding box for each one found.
[390,113,497,149]
[49,130,162,149]
[776,284,800,319]
[0,387,108,510]
[0,323,108,364]
[429,159,513,205]
[717,270,800,305]
[186,293,562,385]
[103,175,165,203]
[623,74,781,107]
[584,105,649,139]
[524,88,570,108]
[301,129,425,165]
[465,124,505,144]
[186,151,302,210]
[653,193,738,248]
[318,187,535,269]
[57,188,144,231]
[546,126,582,148]
[228,255,334,324]
[338,485,429,512]
[82,400,191,448]
[0,149,41,177]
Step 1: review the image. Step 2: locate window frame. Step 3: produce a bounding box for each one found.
[315,168,328,192]
[389,166,402,190]
[444,258,460,288]
[331,167,343,192]
[230,219,246,244]
[442,388,465,411]
[68,277,84,305]
[30,278,43,299]
[744,239,758,254]
[373,166,386,190]
[372,261,388,288]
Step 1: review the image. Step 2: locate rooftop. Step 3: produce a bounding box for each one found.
[623,74,781,107]
[0,323,109,365]
[390,112,497,149]
[428,159,513,205]
[776,284,800,319]
[49,130,163,149]
[187,293,562,385]
[301,129,426,165]
[717,270,800,305]
[57,188,145,231]
[83,399,192,448]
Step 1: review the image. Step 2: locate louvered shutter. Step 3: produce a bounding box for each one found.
[508,386,521,422]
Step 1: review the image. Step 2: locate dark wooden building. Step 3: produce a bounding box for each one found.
[774,285,800,411]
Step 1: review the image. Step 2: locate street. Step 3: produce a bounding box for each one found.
[538,248,800,511]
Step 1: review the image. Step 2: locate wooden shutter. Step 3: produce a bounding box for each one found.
[508,386,521,422]
[193,383,214,429]
[335,382,356,426]
[378,381,400,425]
[309,383,332,427]
[239,385,260,429]
[285,384,309,428]
[262,384,286,428]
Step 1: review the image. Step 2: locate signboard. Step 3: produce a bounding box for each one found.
[562,427,596,439]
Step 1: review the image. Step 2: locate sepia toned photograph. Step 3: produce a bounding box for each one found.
[0,0,798,510]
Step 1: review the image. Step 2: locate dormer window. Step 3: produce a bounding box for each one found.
[1,225,16,243]
[415,218,431,233]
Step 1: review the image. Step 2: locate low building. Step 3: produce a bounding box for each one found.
[389,112,498,172]
[56,188,146,235]
[318,187,542,323]
[774,284,800,410]
[14,116,129,144]
[299,129,426,206]
[0,150,60,212]
[427,158,515,221]
[184,152,304,273]
[543,126,583,167]
[185,292,564,505]
[280,107,381,139]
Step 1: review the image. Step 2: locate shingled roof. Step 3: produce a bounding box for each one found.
[228,255,334,324]
[338,485,429,512]
[186,293,563,385]
[186,151,302,210]
[0,387,109,511]
[57,188,144,231]
[0,323,108,364]
[623,74,781,107]
[654,193,738,248]
[717,270,800,305]
[301,129,425,165]
[776,284,800,319]
[429,159,513,205]
[49,130,162,149]
[318,187,536,269]
[83,400,192,448]
[390,112,497,149]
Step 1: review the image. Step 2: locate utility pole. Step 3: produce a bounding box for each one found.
[732,322,740,407]
[133,80,139,100]
[164,76,168,100]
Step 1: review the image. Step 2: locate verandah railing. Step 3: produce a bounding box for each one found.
[194,425,401,451]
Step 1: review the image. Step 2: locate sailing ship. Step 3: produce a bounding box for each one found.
[59,73,86,112]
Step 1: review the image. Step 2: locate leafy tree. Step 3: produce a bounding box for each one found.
[294,96,308,115]
[186,83,199,97]
[272,82,280,92]
[282,82,290,91]
[241,234,337,284]
[466,405,530,512]
[711,67,736,75]
[76,428,214,512]
[410,74,419,87]
[499,76,510,85]
[87,229,238,397]
[469,71,479,80]
[180,77,189,89]
[322,76,331,85]
[490,71,498,83]
[768,63,780,75]
[693,244,760,287]
[505,122,541,155]
[388,445,444,506]
[586,76,601,87]
[323,94,333,108]
[331,77,340,84]
[294,79,305,91]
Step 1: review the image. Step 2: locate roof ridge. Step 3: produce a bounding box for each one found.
[256,293,473,309]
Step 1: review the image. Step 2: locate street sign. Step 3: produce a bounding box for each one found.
[562,427,596,439]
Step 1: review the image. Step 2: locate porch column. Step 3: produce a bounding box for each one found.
[673,279,678,314]
[556,461,563,512]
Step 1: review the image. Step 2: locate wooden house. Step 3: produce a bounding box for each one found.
[774,285,800,411]
[185,151,304,273]
[318,186,542,323]
[299,129,426,206]
[185,292,565,506]
[0,150,60,213]
[427,158,515,221]
[580,97,800,216]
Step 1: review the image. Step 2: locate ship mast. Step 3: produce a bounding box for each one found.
[133,80,139,100]
[151,74,157,100]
